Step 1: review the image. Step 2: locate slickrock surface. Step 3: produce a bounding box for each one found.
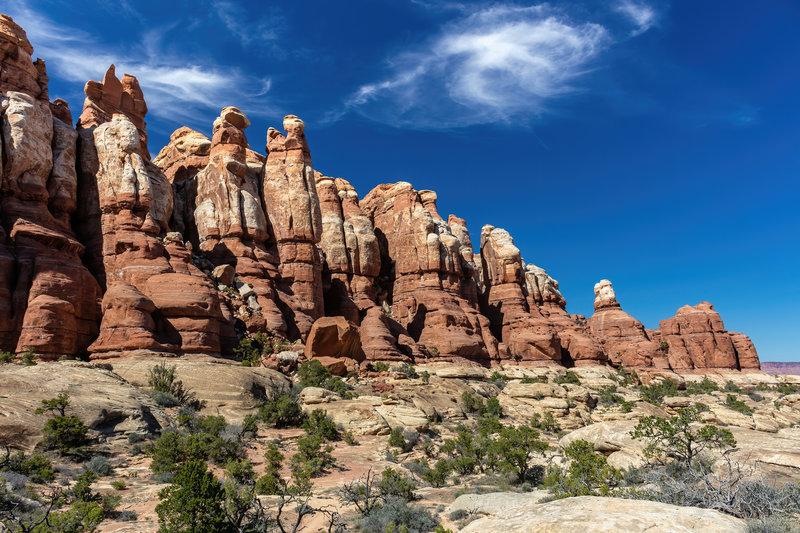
[0,13,763,375]
[459,496,747,533]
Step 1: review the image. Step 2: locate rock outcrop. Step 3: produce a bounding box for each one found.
[76,67,230,358]
[361,182,497,362]
[587,279,663,369]
[0,17,102,358]
[659,302,753,371]
[0,14,763,373]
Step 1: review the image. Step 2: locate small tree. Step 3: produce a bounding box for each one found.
[630,406,736,468]
[156,460,230,533]
[487,425,548,483]
[544,439,621,498]
[258,394,305,429]
[36,393,89,453]
[148,362,196,406]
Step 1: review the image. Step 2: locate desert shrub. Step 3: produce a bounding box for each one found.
[85,456,113,477]
[521,375,548,384]
[36,394,89,453]
[460,391,488,415]
[342,429,357,446]
[774,383,800,395]
[102,492,122,514]
[149,432,188,475]
[398,363,419,379]
[554,371,581,385]
[258,393,305,428]
[726,394,754,415]
[148,362,196,407]
[2,452,55,483]
[224,459,256,484]
[724,381,744,393]
[487,425,548,483]
[746,516,800,533]
[41,412,88,451]
[73,470,99,503]
[615,366,639,386]
[119,510,138,521]
[360,498,438,533]
[371,361,390,373]
[638,379,678,406]
[31,501,105,533]
[419,371,430,384]
[630,406,736,468]
[290,434,335,479]
[21,348,37,366]
[255,442,285,495]
[148,390,181,407]
[389,427,406,450]
[111,480,127,490]
[659,341,669,355]
[595,385,626,406]
[440,425,490,476]
[128,432,146,444]
[449,509,469,521]
[155,460,229,533]
[339,467,418,520]
[302,409,340,441]
[489,371,508,389]
[530,412,561,434]
[685,377,720,395]
[0,350,14,364]
[296,359,353,398]
[544,439,621,498]
[419,459,453,488]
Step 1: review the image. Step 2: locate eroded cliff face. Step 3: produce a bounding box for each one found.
[0,15,101,359]
[0,13,761,373]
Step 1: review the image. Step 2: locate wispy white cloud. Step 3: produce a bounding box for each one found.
[336,4,610,128]
[615,0,658,36]
[5,1,274,129]
[211,0,284,46]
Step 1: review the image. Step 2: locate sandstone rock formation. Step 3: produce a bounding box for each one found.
[659,302,755,371]
[0,17,101,358]
[75,67,230,358]
[0,14,764,373]
[263,115,324,339]
[362,182,497,362]
[587,279,663,369]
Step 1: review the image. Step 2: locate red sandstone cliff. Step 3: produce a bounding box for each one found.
[0,14,761,373]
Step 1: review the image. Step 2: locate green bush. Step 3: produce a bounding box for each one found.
[360,499,438,533]
[371,361,390,373]
[32,501,105,533]
[258,393,305,428]
[419,458,452,488]
[41,415,89,453]
[530,412,561,434]
[224,459,255,484]
[86,456,113,477]
[73,470,99,503]
[398,363,419,379]
[487,425,548,483]
[21,348,38,366]
[302,409,340,441]
[630,406,736,468]
[297,360,353,398]
[380,468,417,501]
[638,379,678,406]
[2,452,55,483]
[255,442,285,495]
[595,385,626,406]
[156,460,229,533]
[149,432,188,475]
[724,381,744,394]
[521,375,548,384]
[461,391,487,415]
[685,377,720,395]
[389,427,406,450]
[111,480,127,490]
[725,394,754,415]
[544,439,621,498]
[148,362,196,406]
[290,434,335,479]
[0,350,14,364]
[554,371,581,385]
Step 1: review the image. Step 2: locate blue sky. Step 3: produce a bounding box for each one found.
[6,0,799,361]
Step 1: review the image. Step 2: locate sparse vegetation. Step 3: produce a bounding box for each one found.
[296,359,353,398]
[725,394,754,415]
[638,379,678,406]
[554,371,581,385]
[147,362,197,407]
[36,393,89,453]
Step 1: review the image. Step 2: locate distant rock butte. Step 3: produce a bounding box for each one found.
[0,14,760,372]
